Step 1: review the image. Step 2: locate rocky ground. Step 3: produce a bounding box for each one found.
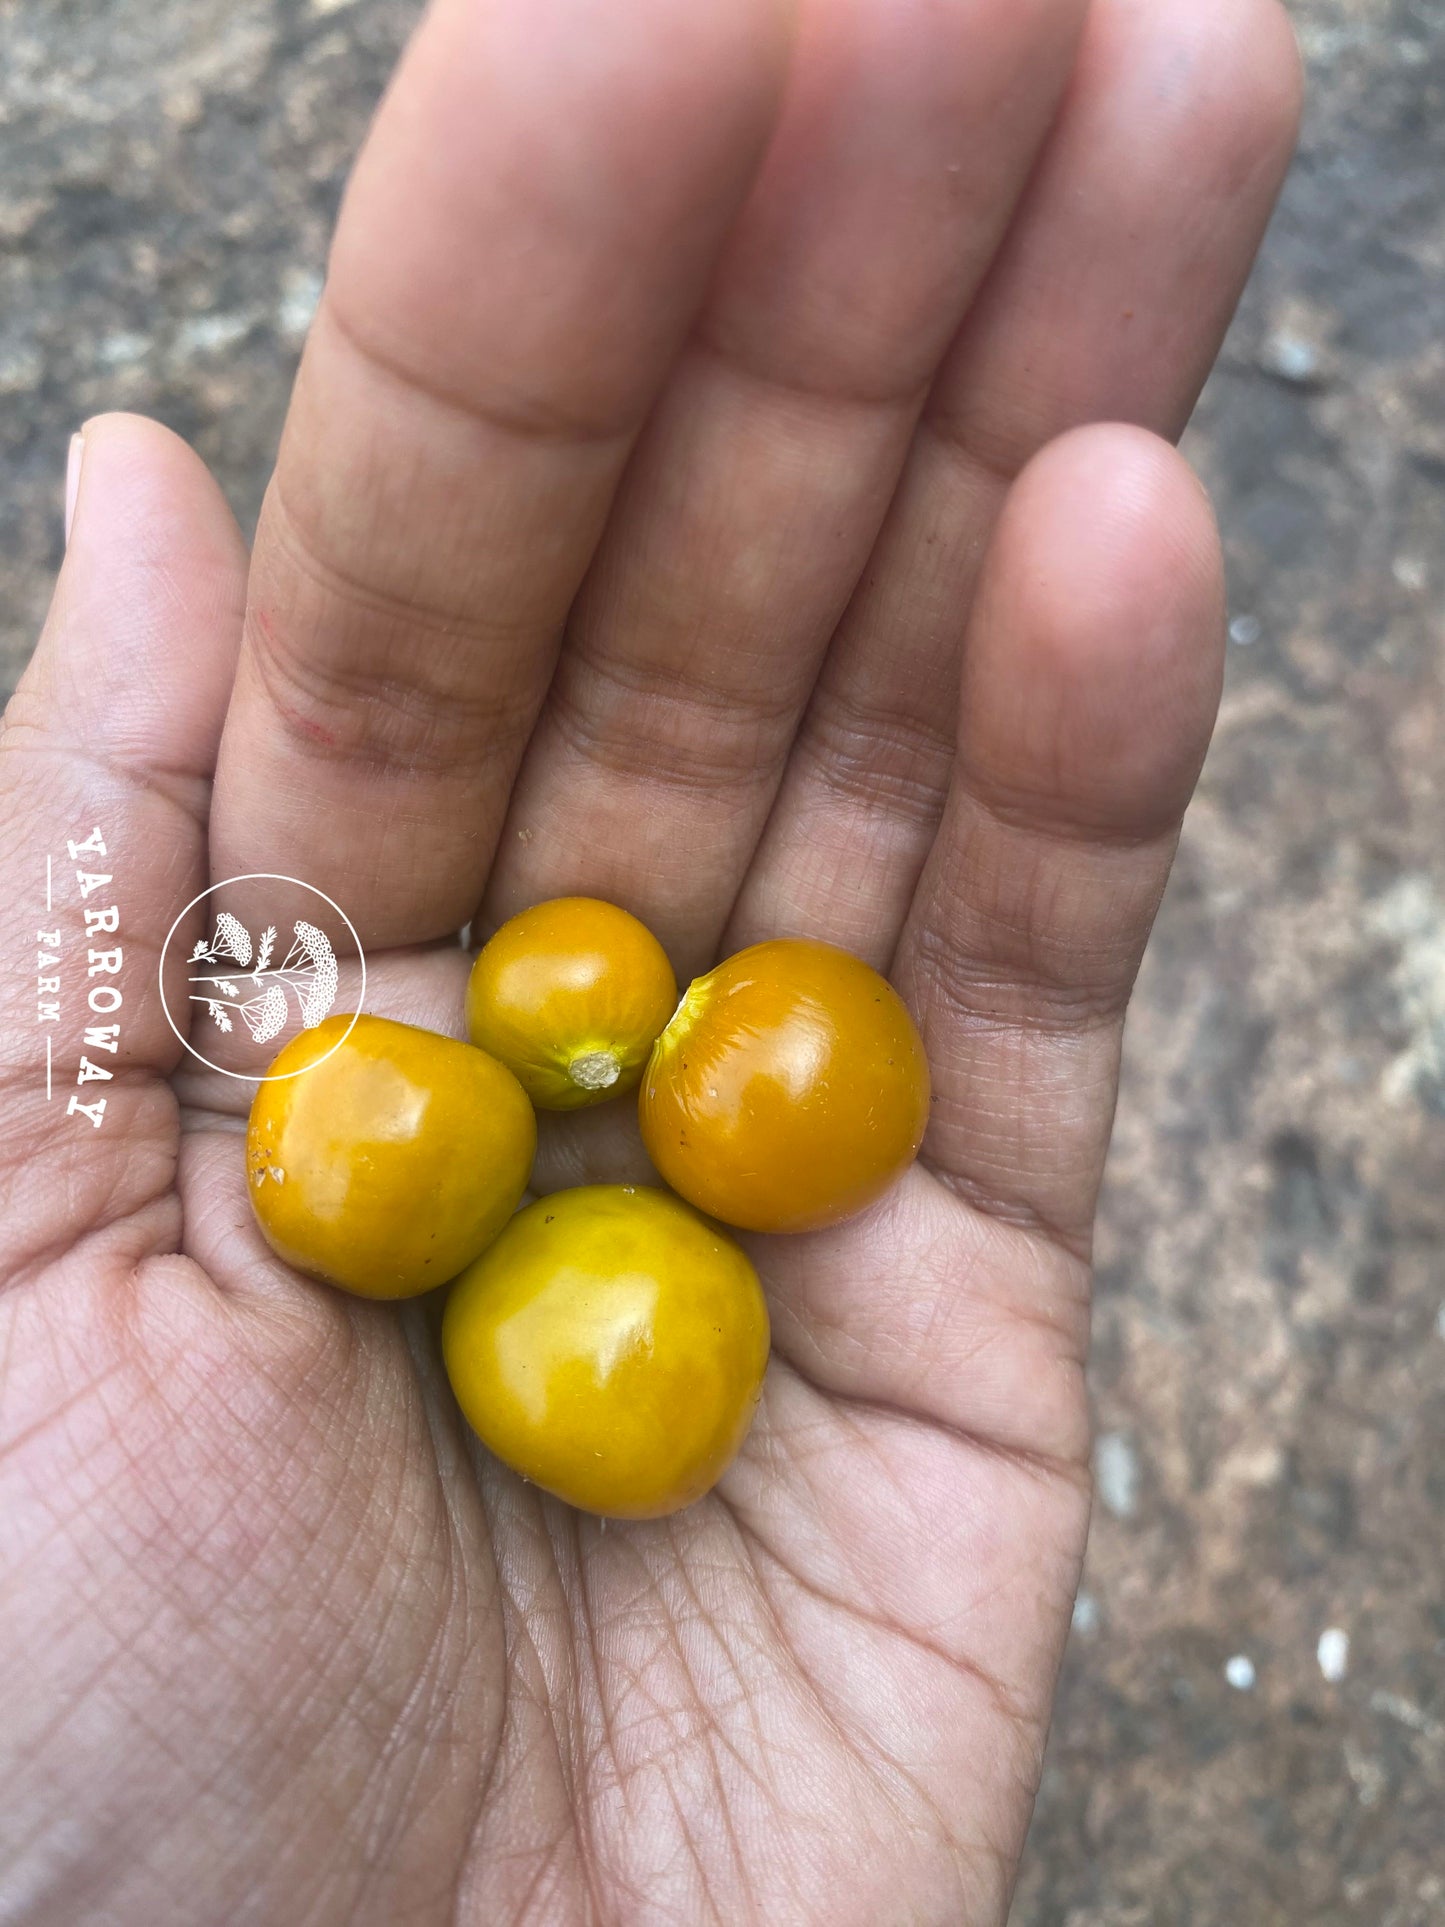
[3,0,1442,1920]
[1017,5,1445,1921]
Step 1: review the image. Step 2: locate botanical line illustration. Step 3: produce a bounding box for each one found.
[188,911,339,1044]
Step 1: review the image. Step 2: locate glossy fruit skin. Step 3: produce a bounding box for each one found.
[247,1014,536,1300]
[638,938,930,1234]
[442,1185,769,1518]
[466,896,679,1111]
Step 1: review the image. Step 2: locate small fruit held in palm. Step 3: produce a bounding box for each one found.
[442,1184,769,1518]
[639,938,929,1234]
[466,896,678,1110]
[247,1013,536,1299]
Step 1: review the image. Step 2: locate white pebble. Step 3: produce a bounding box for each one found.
[175,312,252,358]
[1262,332,1319,382]
[1225,1654,1256,1691]
[99,331,149,367]
[1071,1592,1100,1635]
[1094,1431,1139,1520]
[1229,613,1262,647]
[277,267,324,341]
[1317,1628,1350,1682]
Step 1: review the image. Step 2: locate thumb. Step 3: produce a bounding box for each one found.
[0,414,247,1285]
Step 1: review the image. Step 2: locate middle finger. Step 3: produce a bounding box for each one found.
[483,0,1088,977]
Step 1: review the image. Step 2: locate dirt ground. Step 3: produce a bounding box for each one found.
[2,1,1442,1920]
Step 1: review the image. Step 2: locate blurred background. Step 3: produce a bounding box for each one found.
[2,1,1441,1919]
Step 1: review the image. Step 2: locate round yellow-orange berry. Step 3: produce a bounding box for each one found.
[442,1185,769,1517]
[247,1013,535,1298]
[466,896,678,1110]
[639,938,929,1234]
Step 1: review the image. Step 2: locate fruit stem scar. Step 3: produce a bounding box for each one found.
[570,1050,620,1091]
[660,976,711,1047]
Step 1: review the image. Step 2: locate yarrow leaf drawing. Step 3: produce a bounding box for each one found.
[188,911,339,1045]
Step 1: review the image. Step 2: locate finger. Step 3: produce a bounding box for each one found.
[893,423,1225,1252]
[211,0,795,947]
[483,0,1089,974]
[0,415,247,1283]
[731,0,1301,963]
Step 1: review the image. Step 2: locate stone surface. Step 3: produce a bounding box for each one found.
[0,0,414,677]
[1016,4,1445,1920]
[2,0,1443,1921]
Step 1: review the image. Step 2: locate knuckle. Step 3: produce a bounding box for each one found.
[247,502,539,778]
[542,646,795,799]
[799,684,955,826]
[910,850,1139,1041]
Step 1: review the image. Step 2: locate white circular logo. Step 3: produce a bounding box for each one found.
[158,873,367,1080]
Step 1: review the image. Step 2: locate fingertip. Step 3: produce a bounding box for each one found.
[962,423,1225,842]
[1265,0,1307,137]
[66,412,248,578]
[1009,421,1225,645]
[36,413,248,774]
[1082,0,1304,185]
[1209,0,1306,182]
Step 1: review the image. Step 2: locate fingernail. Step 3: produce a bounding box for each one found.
[64,431,85,546]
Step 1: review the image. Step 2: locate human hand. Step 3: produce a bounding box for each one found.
[0,0,1299,1919]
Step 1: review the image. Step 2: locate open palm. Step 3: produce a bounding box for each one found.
[0,0,1299,1920]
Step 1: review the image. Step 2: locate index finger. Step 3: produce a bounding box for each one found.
[211,0,794,945]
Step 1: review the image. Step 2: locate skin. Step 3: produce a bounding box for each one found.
[443,1187,770,1519]
[641,938,931,1233]
[0,1,1300,1921]
[467,897,678,1109]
